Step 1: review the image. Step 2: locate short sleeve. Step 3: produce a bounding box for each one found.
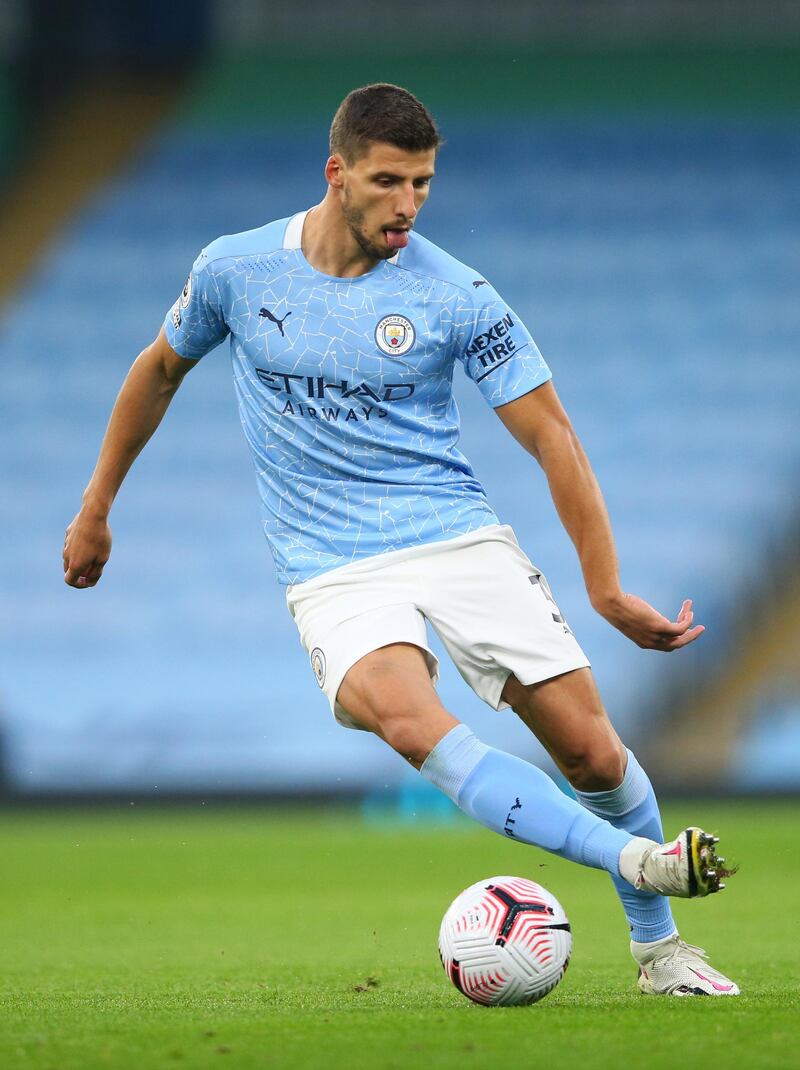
[163,247,229,360]
[454,282,552,407]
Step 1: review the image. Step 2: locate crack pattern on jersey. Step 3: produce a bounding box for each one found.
[164,215,552,585]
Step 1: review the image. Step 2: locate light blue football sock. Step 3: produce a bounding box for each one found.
[574,749,676,943]
[420,724,633,875]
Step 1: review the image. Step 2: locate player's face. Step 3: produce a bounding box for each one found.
[335,142,436,260]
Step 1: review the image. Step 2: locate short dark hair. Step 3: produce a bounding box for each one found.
[329,83,441,163]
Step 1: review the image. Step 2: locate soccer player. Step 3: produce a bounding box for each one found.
[64,84,737,996]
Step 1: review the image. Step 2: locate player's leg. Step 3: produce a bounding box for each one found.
[409,527,731,902]
[288,545,723,903]
[338,643,682,890]
[501,667,739,994]
[501,667,677,944]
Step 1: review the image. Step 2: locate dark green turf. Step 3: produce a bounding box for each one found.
[0,801,796,1069]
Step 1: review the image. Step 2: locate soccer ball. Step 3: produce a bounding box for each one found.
[438,876,571,1006]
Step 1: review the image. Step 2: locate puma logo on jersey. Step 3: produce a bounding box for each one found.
[259,308,292,336]
[473,279,488,288]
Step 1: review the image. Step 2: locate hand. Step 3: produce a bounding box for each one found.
[63,507,112,588]
[595,593,705,652]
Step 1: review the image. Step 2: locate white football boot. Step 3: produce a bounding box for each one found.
[619,826,733,898]
[632,933,740,996]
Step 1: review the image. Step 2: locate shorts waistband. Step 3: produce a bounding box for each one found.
[285,524,516,599]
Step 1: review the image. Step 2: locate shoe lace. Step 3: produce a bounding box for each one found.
[656,937,709,967]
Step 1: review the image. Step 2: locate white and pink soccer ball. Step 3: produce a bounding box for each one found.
[438,876,572,1006]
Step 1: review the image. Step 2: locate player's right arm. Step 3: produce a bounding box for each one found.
[65,241,230,589]
[63,329,196,588]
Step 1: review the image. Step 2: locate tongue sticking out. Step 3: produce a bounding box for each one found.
[385,229,409,251]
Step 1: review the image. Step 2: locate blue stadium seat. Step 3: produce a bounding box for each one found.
[730,690,800,792]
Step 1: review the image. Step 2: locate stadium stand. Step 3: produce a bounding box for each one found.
[732,687,800,792]
[1,52,798,794]
[0,74,186,300]
[0,66,20,185]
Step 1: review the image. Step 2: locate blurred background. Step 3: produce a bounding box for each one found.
[1,0,798,805]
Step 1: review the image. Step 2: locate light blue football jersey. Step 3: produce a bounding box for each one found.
[164,210,552,585]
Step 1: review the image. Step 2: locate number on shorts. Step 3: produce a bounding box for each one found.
[528,572,572,634]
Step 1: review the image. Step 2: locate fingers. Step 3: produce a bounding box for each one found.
[64,564,91,588]
[657,598,704,649]
[62,514,111,588]
[657,599,696,637]
[64,558,106,588]
[648,622,705,652]
[63,547,108,590]
[645,624,704,651]
[665,624,705,650]
[619,597,705,651]
[65,574,100,588]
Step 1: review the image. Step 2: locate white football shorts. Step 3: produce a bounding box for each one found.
[285,524,590,730]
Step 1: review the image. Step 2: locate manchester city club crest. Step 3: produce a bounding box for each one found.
[375,314,416,356]
[310,647,326,688]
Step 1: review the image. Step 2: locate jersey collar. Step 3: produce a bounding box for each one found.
[283,208,400,265]
[283,210,308,250]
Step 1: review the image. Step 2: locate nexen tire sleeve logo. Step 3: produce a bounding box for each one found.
[465,311,529,382]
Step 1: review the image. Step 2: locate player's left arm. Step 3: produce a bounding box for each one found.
[495,381,704,652]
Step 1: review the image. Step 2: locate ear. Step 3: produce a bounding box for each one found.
[325,154,346,189]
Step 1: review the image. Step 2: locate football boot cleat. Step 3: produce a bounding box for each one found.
[620,827,734,898]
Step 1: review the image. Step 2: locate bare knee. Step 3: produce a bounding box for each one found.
[504,669,626,792]
[379,714,439,766]
[559,741,626,792]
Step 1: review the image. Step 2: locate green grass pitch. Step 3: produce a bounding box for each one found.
[0,800,796,1069]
